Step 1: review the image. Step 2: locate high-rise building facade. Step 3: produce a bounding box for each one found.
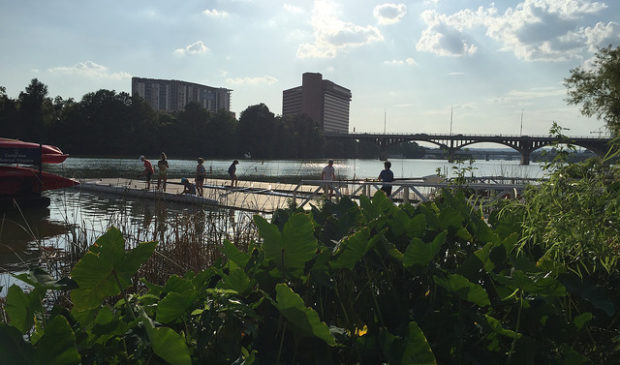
[132,77,232,113]
[282,73,351,133]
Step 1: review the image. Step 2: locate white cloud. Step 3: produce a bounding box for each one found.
[374,4,407,25]
[226,75,278,86]
[416,8,483,56]
[583,21,620,52]
[48,61,131,80]
[173,41,209,56]
[416,0,614,61]
[384,57,416,65]
[283,3,303,14]
[203,9,229,18]
[490,86,565,104]
[297,0,383,59]
[448,72,465,76]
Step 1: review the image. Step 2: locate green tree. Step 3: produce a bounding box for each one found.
[205,110,238,157]
[564,45,620,136]
[238,103,277,159]
[0,86,19,138]
[17,78,54,141]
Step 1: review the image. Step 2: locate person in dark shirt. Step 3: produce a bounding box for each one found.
[180,178,196,195]
[195,157,206,197]
[228,160,239,187]
[378,161,394,197]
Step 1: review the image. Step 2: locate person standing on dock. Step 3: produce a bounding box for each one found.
[196,157,206,197]
[157,152,169,192]
[139,155,154,191]
[378,161,394,197]
[228,160,239,187]
[321,159,336,199]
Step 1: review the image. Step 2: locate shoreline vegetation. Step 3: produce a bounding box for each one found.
[0,139,618,364]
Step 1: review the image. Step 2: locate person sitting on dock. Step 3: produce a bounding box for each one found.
[228,160,239,187]
[196,157,206,197]
[157,152,169,192]
[378,161,394,197]
[180,178,196,195]
[139,155,154,190]
[321,159,336,199]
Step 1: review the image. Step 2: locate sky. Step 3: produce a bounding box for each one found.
[1,0,619,137]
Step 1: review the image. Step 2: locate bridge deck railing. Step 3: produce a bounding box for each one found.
[328,132,607,140]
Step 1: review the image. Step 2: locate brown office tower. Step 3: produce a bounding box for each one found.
[282,72,351,133]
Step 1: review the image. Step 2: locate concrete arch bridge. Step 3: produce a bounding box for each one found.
[324,132,612,165]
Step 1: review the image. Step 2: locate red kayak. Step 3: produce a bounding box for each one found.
[0,138,69,164]
[0,166,79,195]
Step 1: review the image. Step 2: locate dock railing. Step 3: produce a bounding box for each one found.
[294,175,544,208]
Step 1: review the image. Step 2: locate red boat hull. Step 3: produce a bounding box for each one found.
[0,166,79,195]
[0,138,69,163]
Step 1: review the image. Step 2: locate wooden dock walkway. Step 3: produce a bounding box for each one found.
[74,175,534,213]
[76,178,321,213]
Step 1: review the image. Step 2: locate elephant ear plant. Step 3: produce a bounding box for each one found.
[1,185,617,364]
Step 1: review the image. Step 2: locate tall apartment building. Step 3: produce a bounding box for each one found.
[282,73,351,133]
[132,77,231,113]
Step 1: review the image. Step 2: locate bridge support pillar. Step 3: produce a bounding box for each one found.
[447,148,455,163]
[520,150,530,165]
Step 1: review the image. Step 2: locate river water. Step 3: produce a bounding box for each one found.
[43,156,544,181]
[0,157,545,293]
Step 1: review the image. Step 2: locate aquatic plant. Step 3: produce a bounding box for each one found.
[1,181,617,363]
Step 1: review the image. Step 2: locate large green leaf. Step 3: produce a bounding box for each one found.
[405,214,426,239]
[559,274,612,315]
[474,241,503,273]
[274,283,336,346]
[163,275,194,294]
[484,314,521,339]
[438,206,464,230]
[223,239,250,268]
[91,306,127,342]
[401,321,437,365]
[403,231,447,268]
[70,227,157,311]
[156,290,196,324]
[218,267,252,295]
[34,316,81,365]
[254,214,317,274]
[5,285,42,334]
[0,324,34,365]
[140,309,191,365]
[389,208,410,238]
[330,228,380,270]
[150,327,191,365]
[494,270,566,298]
[433,274,490,307]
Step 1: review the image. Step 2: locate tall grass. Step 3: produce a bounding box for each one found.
[0,189,260,292]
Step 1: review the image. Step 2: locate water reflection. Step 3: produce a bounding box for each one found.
[0,205,70,276]
[2,188,259,271]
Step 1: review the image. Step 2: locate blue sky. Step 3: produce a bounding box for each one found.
[1,0,618,137]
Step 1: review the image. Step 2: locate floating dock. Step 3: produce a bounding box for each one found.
[76,178,320,213]
[75,176,534,213]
